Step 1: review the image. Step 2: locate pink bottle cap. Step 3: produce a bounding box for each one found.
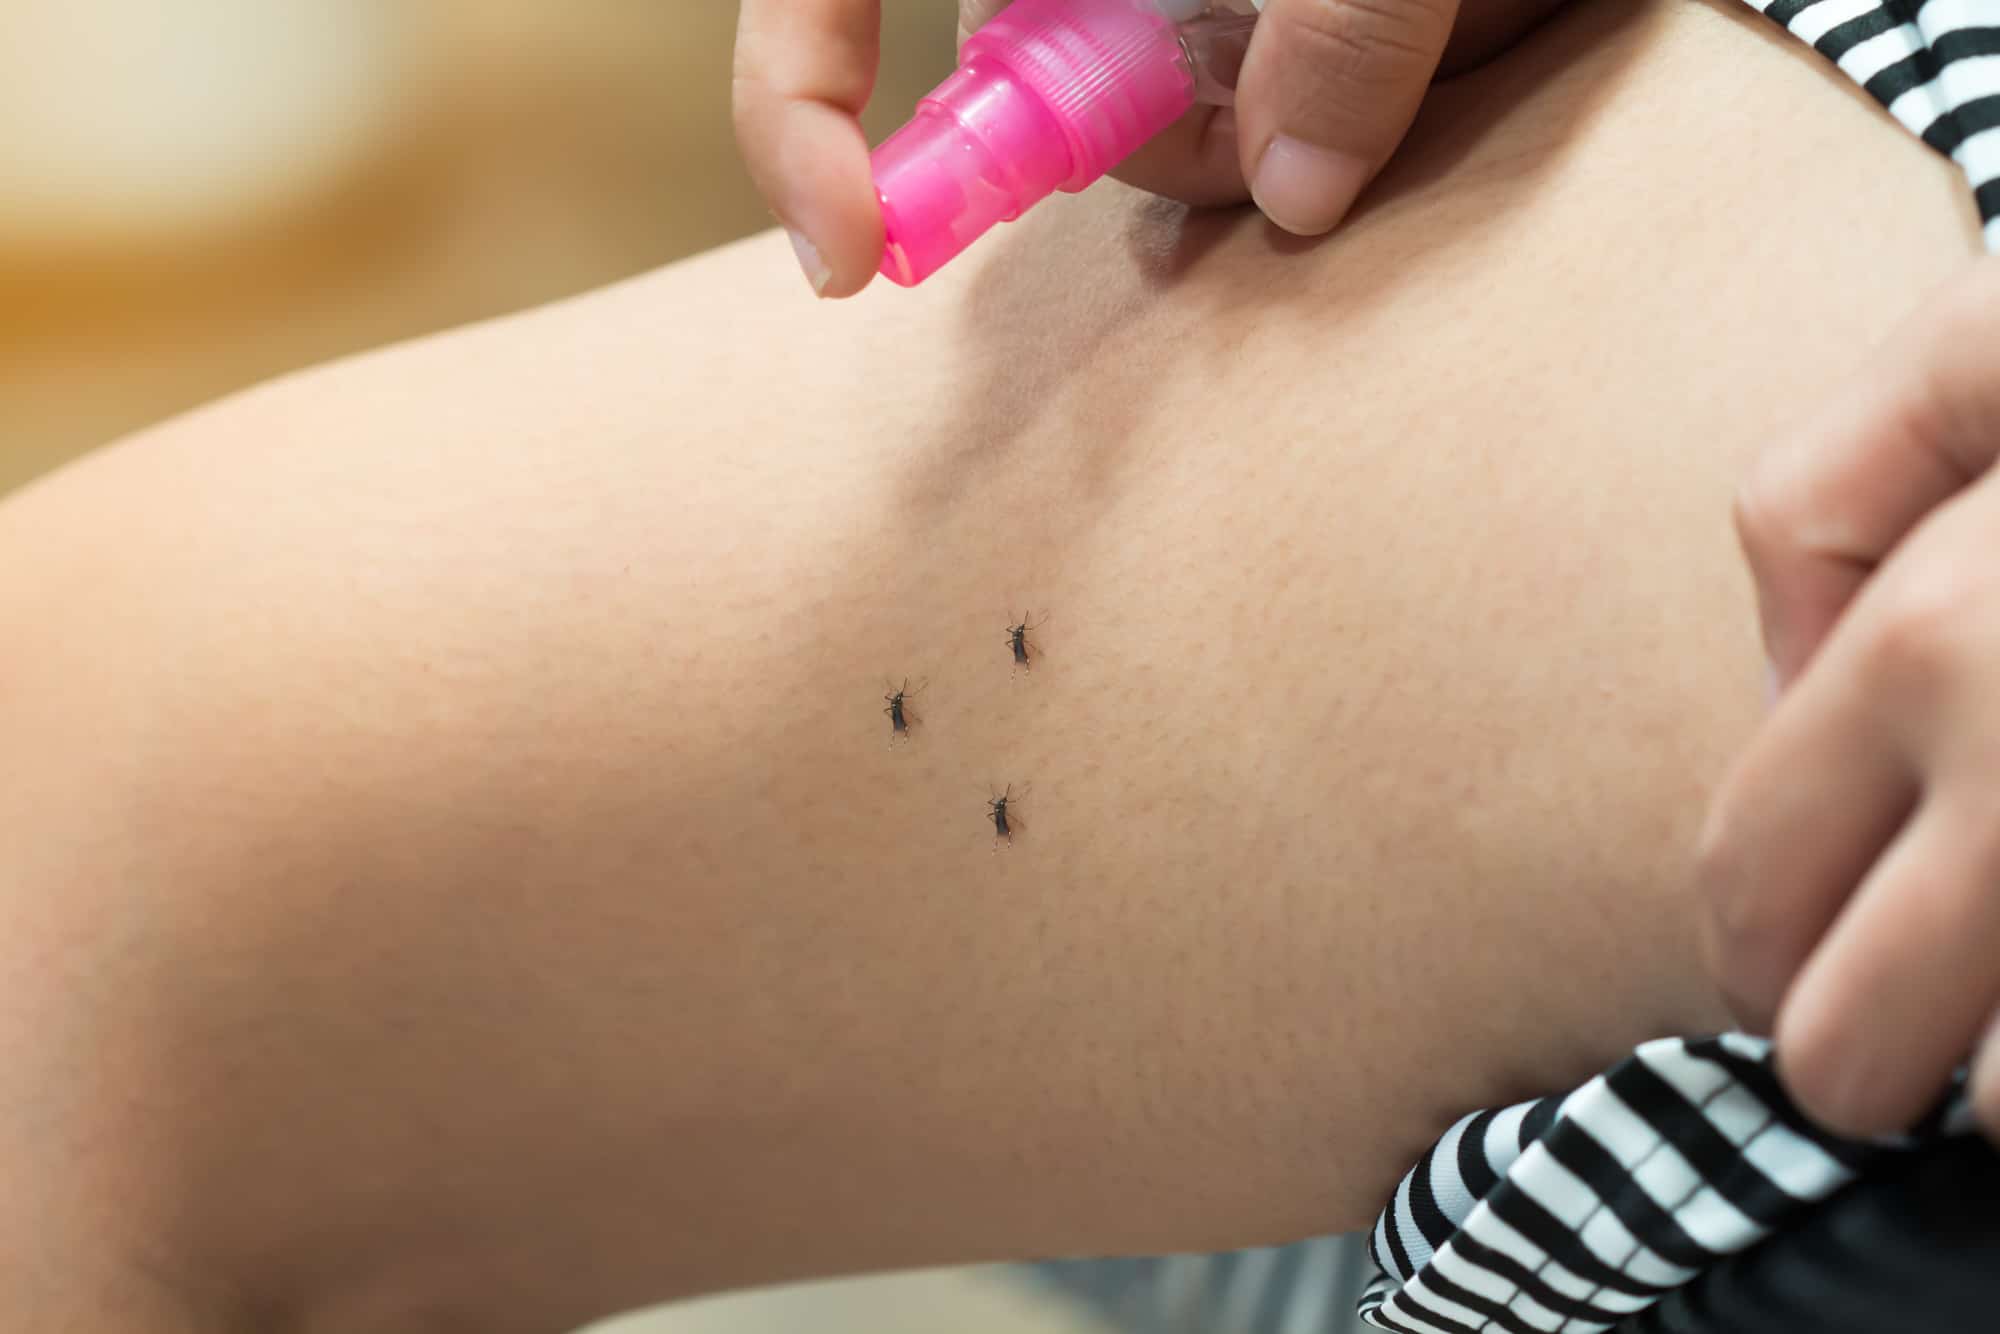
[872,0,1197,287]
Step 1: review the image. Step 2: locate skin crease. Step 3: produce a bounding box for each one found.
[0,2,1983,1331]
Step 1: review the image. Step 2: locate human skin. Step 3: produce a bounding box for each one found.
[0,2,1983,1331]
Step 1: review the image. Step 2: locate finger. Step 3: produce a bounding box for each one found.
[1970,1012,2000,1139]
[1696,637,1919,1034]
[1735,258,2000,688]
[733,0,884,297]
[960,1,1248,206]
[1775,795,2000,1138]
[1110,105,1250,206]
[957,0,1011,47]
[1235,0,1462,235]
[1707,467,2000,1048]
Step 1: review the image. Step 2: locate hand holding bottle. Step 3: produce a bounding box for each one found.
[734,0,1572,296]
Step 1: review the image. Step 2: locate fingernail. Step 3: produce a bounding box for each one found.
[1251,137,1372,236]
[786,226,832,297]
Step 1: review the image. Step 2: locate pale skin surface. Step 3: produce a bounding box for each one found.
[0,2,1984,1331]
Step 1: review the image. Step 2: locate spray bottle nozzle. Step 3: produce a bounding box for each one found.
[873,0,1253,287]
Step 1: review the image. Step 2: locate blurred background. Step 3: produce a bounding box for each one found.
[0,0,954,496]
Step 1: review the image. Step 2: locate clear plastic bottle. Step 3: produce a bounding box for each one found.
[870,0,1261,287]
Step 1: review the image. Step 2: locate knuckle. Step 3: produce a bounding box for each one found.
[1864,569,1979,690]
[1729,459,1793,566]
[1275,0,1454,94]
[1692,821,1780,1029]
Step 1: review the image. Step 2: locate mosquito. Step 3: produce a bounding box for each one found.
[986,783,1026,848]
[882,677,926,745]
[1004,612,1047,674]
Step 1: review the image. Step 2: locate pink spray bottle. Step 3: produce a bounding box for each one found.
[870,0,1263,287]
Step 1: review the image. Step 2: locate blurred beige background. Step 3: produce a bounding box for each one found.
[0,4,1114,1331]
[0,0,953,493]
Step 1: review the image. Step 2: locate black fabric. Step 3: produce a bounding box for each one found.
[1618,1133,2000,1334]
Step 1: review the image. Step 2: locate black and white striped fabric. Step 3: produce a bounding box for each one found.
[1357,1035,1975,1334]
[1742,0,2000,251]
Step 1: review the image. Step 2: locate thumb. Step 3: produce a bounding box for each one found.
[1236,0,1461,235]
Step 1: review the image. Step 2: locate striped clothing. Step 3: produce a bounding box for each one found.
[1356,1035,1973,1333]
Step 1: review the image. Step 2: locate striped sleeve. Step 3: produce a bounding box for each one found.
[1358,1035,1973,1334]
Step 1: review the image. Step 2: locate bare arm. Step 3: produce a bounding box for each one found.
[0,3,1982,1331]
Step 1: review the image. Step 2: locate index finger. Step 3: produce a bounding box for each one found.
[733,0,885,297]
[1734,259,2000,686]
